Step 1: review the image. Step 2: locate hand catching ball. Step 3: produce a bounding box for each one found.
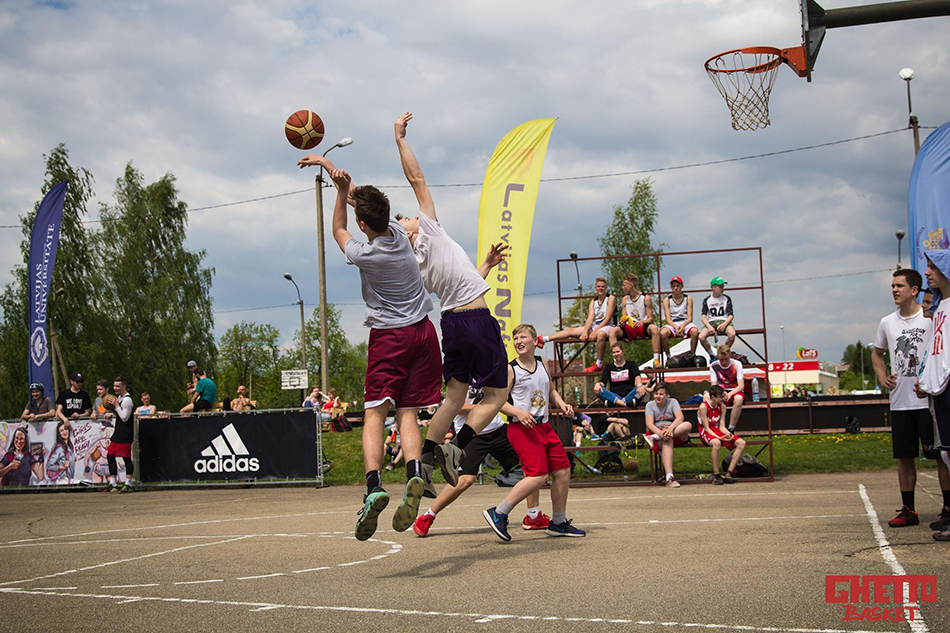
[103,395,118,411]
[285,110,325,150]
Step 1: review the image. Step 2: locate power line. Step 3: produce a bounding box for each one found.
[0,127,912,229]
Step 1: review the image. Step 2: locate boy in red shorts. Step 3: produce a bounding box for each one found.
[105,376,135,493]
[609,272,662,367]
[708,343,745,433]
[698,385,747,485]
[483,324,585,541]
[297,157,441,542]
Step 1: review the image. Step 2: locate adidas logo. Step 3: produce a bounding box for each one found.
[194,423,260,474]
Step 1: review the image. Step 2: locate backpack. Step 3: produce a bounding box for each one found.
[495,467,525,487]
[722,452,769,478]
[330,415,353,432]
[730,352,751,365]
[595,453,624,473]
[845,416,860,434]
[666,351,695,368]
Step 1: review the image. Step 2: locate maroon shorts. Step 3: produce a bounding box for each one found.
[507,422,571,477]
[365,317,442,409]
[107,442,133,458]
[701,429,740,451]
[622,322,649,340]
[440,308,508,389]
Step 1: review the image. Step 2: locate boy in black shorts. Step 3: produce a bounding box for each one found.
[413,386,547,537]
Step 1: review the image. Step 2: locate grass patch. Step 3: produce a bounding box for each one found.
[320,430,936,486]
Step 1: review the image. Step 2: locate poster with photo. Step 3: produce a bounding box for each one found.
[0,419,116,487]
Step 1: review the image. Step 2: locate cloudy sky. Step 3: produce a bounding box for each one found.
[1,1,948,367]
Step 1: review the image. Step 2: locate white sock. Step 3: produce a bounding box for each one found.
[109,476,117,485]
[575,440,582,447]
[596,359,603,368]
[542,335,550,342]
[653,353,660,362]
[666,473,674,481]
[526,507,540,519]
[425,509,436,518]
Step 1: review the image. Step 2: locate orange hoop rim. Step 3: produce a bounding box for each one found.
[704,46,785,74]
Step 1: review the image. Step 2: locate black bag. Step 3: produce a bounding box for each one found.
[595,453,624,473]
[722,452,768,478]
[330,415,353,432]
[730,352,751,365]
[693,354,708,367]
[845,416,860,434]
[666,351,695,368]
[495,468,525,487]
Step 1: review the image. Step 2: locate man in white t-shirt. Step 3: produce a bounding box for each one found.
[391,112,511,491]
[873,269,949,529]
[707,344,745,433]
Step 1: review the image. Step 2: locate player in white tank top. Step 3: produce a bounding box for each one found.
[607,273,663,367]
[537,277,616,373]
[660,276,699,358]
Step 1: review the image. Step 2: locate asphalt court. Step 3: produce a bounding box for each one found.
[1,470,947,632]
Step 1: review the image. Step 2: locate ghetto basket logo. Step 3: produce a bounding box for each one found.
[194,423,260,474]
[826,575,935,623]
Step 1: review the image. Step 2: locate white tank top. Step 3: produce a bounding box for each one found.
[509,356,550,425]
[592,295,610,324]
[668,294,689,322]
[453,386,505,434]
[624,293,646,321]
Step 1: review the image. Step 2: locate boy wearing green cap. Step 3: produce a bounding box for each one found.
[699,277,736,354]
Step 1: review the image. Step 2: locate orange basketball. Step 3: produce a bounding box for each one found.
[285,110,325,150]
[104,395,117,411]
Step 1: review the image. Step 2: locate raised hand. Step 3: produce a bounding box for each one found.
[329,169,351,189]
[297,154,325,169]
[395,112,413,139]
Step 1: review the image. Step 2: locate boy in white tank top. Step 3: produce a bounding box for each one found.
[608,273,662,367]
[536,277,616,373]
[660,276,699,359]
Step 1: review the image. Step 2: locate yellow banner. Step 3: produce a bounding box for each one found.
[477,118,556,359]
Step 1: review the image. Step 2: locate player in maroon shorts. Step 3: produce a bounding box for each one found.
[483,324,585,541]
[297,155,441,542]
[707,343,745,433]
[609,272,662,367]
[699,385,747,485]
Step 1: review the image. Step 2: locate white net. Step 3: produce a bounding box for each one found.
[705,47,783,131]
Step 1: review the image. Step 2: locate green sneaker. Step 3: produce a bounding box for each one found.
[355,488,390,542]
[392,477,424,532]
[109,484,122,494]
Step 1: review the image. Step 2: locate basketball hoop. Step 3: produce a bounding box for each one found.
[705,47,793,131]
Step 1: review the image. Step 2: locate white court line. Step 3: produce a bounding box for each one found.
[0,587,901,633]
[919,472,938,481]
[0,535,253,587]
[0,532,329,550]
[101,584,160,589]
[236,573,286,581]
[174,579,223,585]
[857,484,929,633]
[33,587,76,591]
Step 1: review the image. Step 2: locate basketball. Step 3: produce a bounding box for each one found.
[623,459,639,472]
[285,110,325,150]
[104,395,117,411]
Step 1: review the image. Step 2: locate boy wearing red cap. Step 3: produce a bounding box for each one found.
[660,276,699,359]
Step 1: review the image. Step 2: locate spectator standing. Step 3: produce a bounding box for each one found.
[90,380,113,421]
[699,277,737,353]
[21,383,55,421]
[55,373,92,424]
[642,382,691,488]
[104,376,135,493]
[181,367,216,413]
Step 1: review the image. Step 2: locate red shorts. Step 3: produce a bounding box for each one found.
[107,441,133,458]
[507,422,571,477]
[365,317,442,409]
[723,392,744,406]
[701,429,740,451]
[621,322,649,340]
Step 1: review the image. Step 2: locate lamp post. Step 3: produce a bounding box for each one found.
[899,68,920,156]
[314,137,353,394]
[569,251,581,293]
[284,273,308,406]
[860,341,874,390]
[781,325,787,396]
[896,229,905,270]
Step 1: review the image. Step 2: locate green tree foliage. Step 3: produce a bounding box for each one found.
[597,178,664,296]
[216,322,282,407]
[293,305,368,406]
[840,341,877,391]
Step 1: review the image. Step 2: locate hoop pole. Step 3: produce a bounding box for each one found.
[817,0,950,29]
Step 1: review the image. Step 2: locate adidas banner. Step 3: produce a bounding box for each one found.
[138,412,318,482]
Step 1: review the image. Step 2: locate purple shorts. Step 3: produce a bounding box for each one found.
[440,308,508,389]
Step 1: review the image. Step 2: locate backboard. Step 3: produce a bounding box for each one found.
[801,0,826,82]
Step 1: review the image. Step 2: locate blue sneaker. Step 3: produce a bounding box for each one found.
[483,507,511,542]
[355,488,389,541]
[546,519,586,537]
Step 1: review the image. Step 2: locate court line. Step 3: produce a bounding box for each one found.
[857,484,929,633]
[174,579,223,585]
[0,587,901,633]
[0,536,253,587]
[101,584,160,589]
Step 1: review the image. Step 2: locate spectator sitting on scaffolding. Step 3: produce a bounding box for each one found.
[660,276,700,362]
[535,276,616,374]
[594,342,646,408]
[699,277,736,354]
[706,343,745,433]
[608,272,662,367]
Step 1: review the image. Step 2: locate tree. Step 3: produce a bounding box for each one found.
[217,322,283,407]
[841,341,877,390]
[289,304,368,407]
[597,178,665,296]
[0,145,96,416]
[92,163,216,410]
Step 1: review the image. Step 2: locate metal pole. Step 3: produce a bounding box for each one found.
[818,1,950,30]
[861,344,866,389]
[781,326,787,395]
[315,171,330,394]
[299,299,307,370]
[901,71,921,155]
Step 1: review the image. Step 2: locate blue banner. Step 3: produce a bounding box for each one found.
[27,180,68,394]
[909,122,950,274]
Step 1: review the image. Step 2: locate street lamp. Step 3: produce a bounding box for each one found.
[899,68,920,155]
[569,251,581,293]
[314,137,354,393]
[860,341,874,390]
[781,325,787,396]
[284,272,307,370]
[896,229,905,270]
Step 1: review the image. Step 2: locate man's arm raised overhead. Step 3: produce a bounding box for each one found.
[395,111,436,221]
[329,169,354,252]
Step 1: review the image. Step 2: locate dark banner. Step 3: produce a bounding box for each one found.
[138,411,318,482]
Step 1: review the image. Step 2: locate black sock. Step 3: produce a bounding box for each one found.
[456,424,477,450]
[406,459,422,480]
[943,489,950,509]
[422,439,437,459]
[366,470,381,494]
[901,490,915,511]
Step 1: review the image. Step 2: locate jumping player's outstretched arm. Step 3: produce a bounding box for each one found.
[298,154,357,207]
[329,169,354,252]
[478,242,509,279]
[394,112,436,221]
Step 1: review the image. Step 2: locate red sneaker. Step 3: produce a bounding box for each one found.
[887,506,920,528]
[413,513,434,537]
[584,363,601,374]
[535,335,545,349]
[522,512,551,530]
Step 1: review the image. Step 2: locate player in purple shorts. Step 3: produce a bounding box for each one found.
[392,112,511,490]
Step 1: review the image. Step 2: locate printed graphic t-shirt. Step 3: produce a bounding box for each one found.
[876,307,931,410]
